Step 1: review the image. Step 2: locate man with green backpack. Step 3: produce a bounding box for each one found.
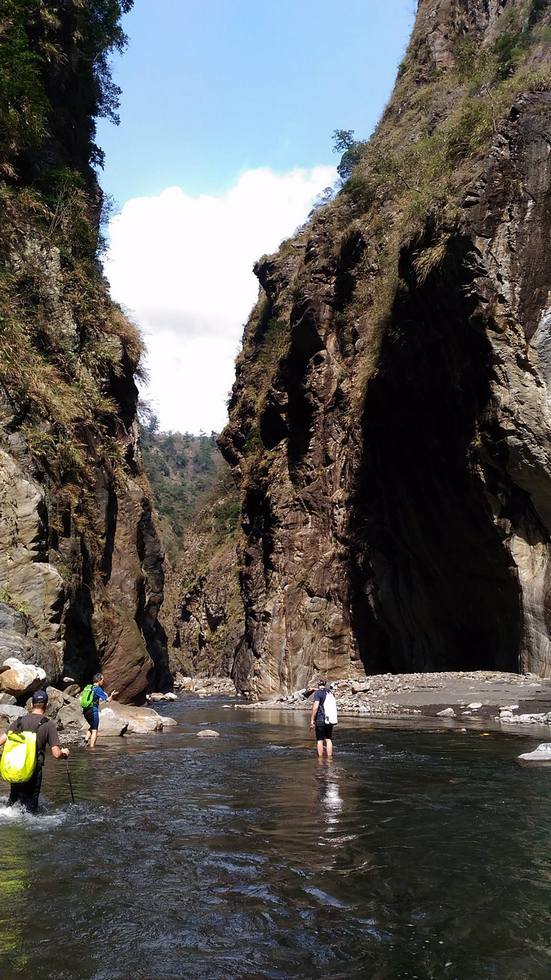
[0,689,69,813]
[80,672,118,748]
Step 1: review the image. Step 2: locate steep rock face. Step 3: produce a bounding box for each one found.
[221,0,551,697]
[165,469,244,679]
[0,2,168,700]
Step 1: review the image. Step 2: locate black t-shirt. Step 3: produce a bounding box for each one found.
[10,713,60,754]
[314,688,327,725]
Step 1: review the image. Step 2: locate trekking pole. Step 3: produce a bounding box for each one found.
[65,758,75,805]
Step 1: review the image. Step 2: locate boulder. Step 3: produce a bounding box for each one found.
[24,686,86,733]
[57,699,87,733]
[159,715,177,727]
[100,700,164,735]
[0,632,60,685]
[436,707,456,718]
[0,693,16,705]
[0,704,26,723]
[0,657,46,697]
[93,706,128,737]
[196,729,220,738]
[148,692,177,702]
[63,683,81,698]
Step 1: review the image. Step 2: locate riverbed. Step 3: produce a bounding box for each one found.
[0,697,550,979]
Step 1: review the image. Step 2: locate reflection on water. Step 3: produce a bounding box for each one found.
[0,699,550,979]
[316,759,344,833]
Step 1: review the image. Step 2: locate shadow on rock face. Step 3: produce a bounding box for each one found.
[350,230,521,674]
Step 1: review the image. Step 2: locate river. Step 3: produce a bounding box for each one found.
[0,697,550,979]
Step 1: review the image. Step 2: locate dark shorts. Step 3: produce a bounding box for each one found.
[84,707,100,731]
[8,764,43,813]
[315,723,334,741]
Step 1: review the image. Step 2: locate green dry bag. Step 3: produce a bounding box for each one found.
[80,684,94,710]
[0,730,38,783]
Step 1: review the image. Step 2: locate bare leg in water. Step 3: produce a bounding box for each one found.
[316,737,333,758]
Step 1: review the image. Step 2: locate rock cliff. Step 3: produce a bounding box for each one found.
[165,464,244,679]
[0,1,168,701]
[220,0,551,697]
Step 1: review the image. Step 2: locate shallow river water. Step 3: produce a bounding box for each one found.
[0,697,550,980]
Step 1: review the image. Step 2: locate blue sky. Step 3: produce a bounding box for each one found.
[99,0,416,205]
[101,0,417,433]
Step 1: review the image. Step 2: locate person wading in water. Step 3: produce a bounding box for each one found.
[0,689,69,813]
[83,672,118,748]
[310,679,335,758]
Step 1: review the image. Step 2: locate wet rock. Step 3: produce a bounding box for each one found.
[196,729,220,738]
[159,716,177,727]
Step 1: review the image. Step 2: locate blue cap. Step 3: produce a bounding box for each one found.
[32,689,48,705]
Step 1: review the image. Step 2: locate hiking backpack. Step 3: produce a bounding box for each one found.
[323,691,338,725]
[80,684,94,710]
[0,717,47,783]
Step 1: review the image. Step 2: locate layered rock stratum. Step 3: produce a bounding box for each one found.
[0,2,168,701]
[219,0,551,698]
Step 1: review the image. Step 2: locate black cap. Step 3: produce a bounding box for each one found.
[32,689,48,705]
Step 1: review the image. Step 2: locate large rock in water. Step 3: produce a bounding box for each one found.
[219,0,551,696]
[99,701,165,735]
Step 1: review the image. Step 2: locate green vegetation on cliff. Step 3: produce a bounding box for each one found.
[140,424,239,558]
[0,1,142,533]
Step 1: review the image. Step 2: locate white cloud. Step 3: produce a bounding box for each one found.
[104,165,336,433]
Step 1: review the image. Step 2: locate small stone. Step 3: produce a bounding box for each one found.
[467,703,483,710]
[437,707,456,718]
[196,729,220,738]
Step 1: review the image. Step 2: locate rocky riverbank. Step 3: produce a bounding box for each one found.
[0,679,176,745]
[244,671,551,734]
[174,674,237,697]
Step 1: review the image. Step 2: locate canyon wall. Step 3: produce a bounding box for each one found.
[220,0,551,697]
[0,1,169,701]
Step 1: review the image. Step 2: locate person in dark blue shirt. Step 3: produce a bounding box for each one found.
[83,672,118,748]
[310,679,334,758]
